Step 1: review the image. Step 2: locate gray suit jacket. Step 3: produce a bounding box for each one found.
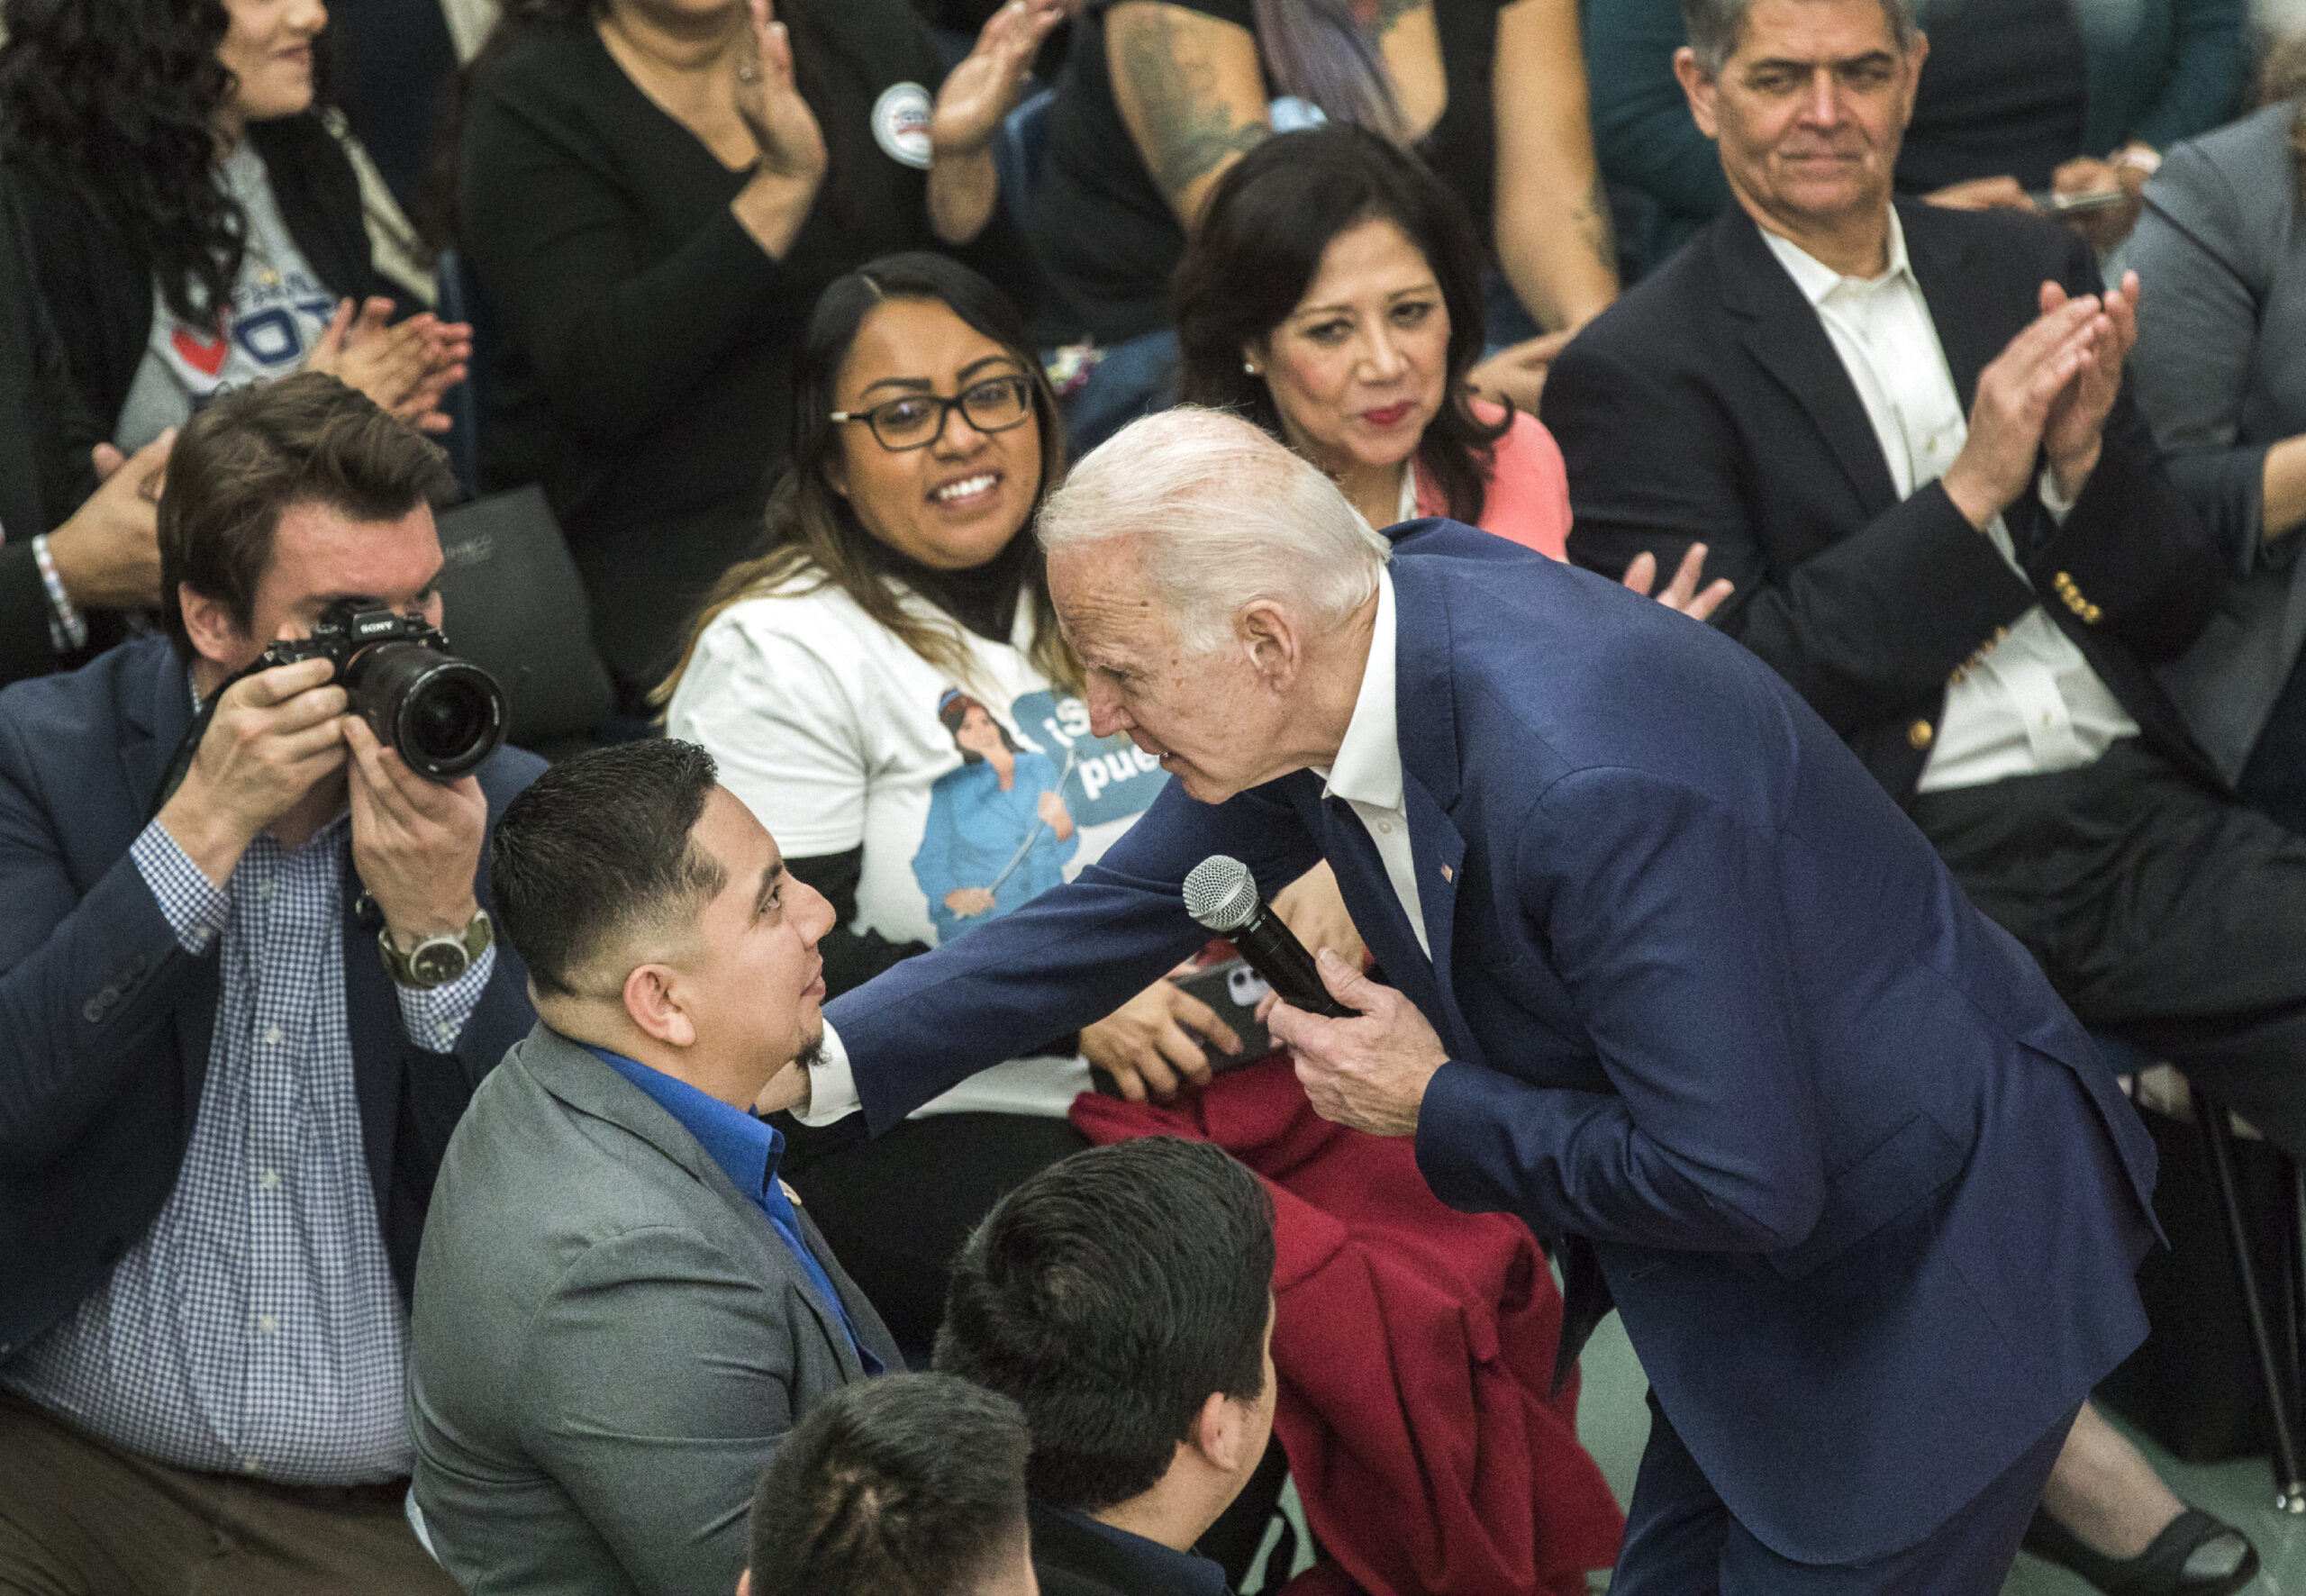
[2132,97,2306,779]
[407,1023,900,1596]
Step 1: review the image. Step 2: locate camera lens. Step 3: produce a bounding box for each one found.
[344,642,506,781]
[407,675,495,766]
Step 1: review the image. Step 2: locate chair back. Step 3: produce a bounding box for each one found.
[995,86,1057,232]
[433,247,484,495]
[433,485,615,754]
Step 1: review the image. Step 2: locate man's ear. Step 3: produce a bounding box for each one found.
[623,963,698,1048]
[1184,1388,1251,1475]
[1236,600,1299,690]
[177,582,251,670]
[1672,46,1720,140]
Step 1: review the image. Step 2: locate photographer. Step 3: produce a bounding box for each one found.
[0,372,541,1596]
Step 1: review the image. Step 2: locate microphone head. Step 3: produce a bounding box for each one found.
[1184,855,1259,933]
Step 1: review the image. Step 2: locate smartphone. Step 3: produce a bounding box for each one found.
[1172,957,1276,1069]
[1090,957,1276,1096]
[2028,187,2127,216]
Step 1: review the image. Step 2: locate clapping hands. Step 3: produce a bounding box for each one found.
[1939,272,2138,527]
[931,0,1067,159]
[306,296,471,435]
[733,0,827,186]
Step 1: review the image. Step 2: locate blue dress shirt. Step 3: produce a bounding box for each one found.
[583,1046,882,1373]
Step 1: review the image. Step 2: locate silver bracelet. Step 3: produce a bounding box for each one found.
[30,533,86,652]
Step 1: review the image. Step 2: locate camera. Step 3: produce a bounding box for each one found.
[258,597,507,782]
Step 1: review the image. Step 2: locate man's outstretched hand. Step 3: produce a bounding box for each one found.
[1264,948,1448,1138]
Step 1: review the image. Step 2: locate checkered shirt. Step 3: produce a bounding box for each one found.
[1,816,493,1484]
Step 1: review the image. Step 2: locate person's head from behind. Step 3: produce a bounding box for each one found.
[933,1138,1278,1545]
[0,0,329,324]
[159,371,459,697]
[739,1374,1037,1596]
[488,740,834,1109]
[1175,124,1503,522]
[1673,0,1926,242]
[662,253,1076,703]
[1035,407,1391,804]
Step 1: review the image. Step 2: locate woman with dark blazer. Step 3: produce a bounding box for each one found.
[0,0,468,449]
[452,0,1058,712]
[2132,59,2306,832]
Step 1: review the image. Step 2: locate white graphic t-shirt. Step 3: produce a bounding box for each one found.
[114,143,338,450]
[665,569,1167,1118]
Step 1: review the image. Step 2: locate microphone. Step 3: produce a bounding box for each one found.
[1183,855,1351,1019]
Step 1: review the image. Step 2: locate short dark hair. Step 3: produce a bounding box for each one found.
[1173,123,1508,525]
[1681,0,1918,73]
[487,739,727,997]
[933,1138,1276,1511]
[158,371,460,657]
[747,1374,1031,1596]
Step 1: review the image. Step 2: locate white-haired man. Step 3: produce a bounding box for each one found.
[763,407,2157,1592]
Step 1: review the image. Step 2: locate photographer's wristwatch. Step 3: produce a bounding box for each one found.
[380,909,494,991]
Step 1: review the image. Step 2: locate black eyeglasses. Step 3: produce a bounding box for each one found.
[830,376,1036,451]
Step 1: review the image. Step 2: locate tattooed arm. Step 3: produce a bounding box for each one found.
[1490,0,1618,333]
[1107,2,1272,227]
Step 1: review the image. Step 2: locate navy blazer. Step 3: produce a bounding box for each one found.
[823,521,2160,1564]
[0,635,542,1363]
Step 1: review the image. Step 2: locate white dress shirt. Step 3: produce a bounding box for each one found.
[1311,566,1427,955]
[1760,212,2138,792]
[799,566,1427,1126]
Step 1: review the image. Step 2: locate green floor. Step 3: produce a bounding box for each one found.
[1571,1311,2306,1594]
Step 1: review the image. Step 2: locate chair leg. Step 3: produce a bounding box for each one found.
[2199,1098,2306,1511]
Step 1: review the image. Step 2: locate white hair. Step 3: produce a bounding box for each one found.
[1036,407,1391,656]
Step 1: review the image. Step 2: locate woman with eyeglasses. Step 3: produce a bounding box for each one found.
[659,258,1359,1437]
[450,0,1062,714]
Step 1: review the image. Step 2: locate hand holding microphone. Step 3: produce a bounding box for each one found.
[1185,856,1448,1137]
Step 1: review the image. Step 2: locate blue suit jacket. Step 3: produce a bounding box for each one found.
[0,635,543,1364]
[825,521,2159,1564]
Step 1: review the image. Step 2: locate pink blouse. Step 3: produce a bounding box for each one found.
[1412,403,1572,561]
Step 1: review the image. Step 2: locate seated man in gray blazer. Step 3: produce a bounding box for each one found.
[406,739,901,1596]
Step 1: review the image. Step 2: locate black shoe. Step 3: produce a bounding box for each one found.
[2022,1506,2259,1596]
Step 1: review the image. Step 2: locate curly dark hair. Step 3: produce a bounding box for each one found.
[0,0,257,324]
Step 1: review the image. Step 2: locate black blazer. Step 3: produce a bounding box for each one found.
[4,113,377,437]
[0,169,106,689]
[1546,199,2223,803]
[0,636,543,1364]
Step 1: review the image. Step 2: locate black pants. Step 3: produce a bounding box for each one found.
[776,1111,1091,1362]
[1910,739,2306,1156]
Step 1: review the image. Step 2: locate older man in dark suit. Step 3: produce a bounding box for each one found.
[758,406,2161,1591]
[408,739,900,1596]
[1544,0,2274,1586]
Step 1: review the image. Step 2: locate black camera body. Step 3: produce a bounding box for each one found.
[260,597,507,782]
